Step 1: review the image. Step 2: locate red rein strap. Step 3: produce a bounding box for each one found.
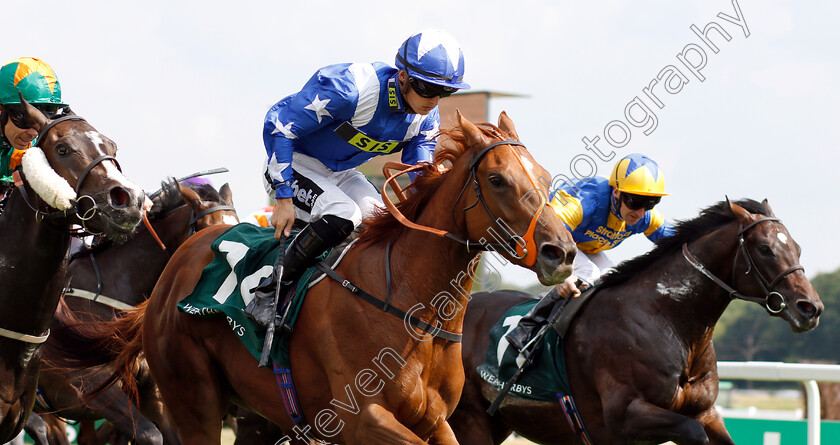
[143,212,166,251]
[380,148,548,267]
[12,170,24,187]
[381,162,449,238]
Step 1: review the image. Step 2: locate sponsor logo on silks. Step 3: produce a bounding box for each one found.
[388,80,398,108]
[290,169,323,213]
[334,122,409,154]
[387,77,404,113]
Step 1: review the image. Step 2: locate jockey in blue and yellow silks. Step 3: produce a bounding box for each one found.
[506,153,675,352]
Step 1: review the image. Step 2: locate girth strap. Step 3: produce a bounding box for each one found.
[314,262,462,342]
[0,326,50,344]
[63,288,135,311]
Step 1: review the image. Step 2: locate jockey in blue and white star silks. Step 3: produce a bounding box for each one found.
[255,29,470,302]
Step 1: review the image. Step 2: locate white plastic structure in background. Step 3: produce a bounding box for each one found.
[717,361,840,445]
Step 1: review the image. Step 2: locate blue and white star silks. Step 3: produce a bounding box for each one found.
[304,95,332,123]
[417,30,462,76]
[421,119,440,141]
[271,121,297,139]
[263,62,440,200]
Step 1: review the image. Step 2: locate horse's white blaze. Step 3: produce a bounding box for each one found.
[520,156,536,179]
[85,130,104,149]
[223,215,239,225]
[777,232,788,244]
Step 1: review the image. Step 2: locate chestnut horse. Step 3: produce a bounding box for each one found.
[0,99,145,442]
[60,111,576,444]
[449,199,824,445]
[38,179,237,445]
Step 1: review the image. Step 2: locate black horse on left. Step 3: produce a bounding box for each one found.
[0,97,145,442]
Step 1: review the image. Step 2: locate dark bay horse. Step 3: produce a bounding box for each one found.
[0,99,145,442]
[63,179,238,319]
[449,199,824,445]
[61,111,577,444]
[38,178,238,445]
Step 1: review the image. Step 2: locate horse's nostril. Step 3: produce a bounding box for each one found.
[796,301,818,318]
[109,187,130,208]
[565,248,576,265]
[540,244,564,264]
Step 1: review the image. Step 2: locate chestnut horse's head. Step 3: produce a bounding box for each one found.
[728,199,823,332]
[442,111,576,285]
[18,96,144,240]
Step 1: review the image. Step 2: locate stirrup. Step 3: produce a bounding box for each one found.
[244,276,290,329]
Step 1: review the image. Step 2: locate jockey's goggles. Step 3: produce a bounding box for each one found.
[5,105,62,129]
[621,192,661,211]
[408,77,457,98]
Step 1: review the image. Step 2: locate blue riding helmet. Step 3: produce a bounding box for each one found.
[395,29,470,90]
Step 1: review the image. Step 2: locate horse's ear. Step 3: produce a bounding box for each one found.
[18,93,49,132]
[179,184,201,207]
[457,109,489,149]
[728,200,754,226]
[497,111,520,141]
[761,198,776,217]
[219,183,234,206]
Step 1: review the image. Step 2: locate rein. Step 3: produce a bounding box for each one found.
[380,139,548,266]
[682,216,804,313]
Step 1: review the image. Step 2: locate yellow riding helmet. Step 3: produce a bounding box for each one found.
[609,153,669,196]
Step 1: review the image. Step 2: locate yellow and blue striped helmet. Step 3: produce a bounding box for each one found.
[610,153,668,196]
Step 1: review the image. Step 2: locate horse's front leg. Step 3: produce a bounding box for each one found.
[605,398,710,445]
[346,403,429,445]
[698,408,736,445]
[427,420,460,445]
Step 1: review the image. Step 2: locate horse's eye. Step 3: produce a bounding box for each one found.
[56,144,69,156]
[488,174,506,187]
[758,245,775,256]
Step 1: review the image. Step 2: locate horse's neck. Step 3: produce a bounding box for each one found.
[647,223,742,339]
[387,173,480,330]
[68,206,191,304]
[0,191,71,338]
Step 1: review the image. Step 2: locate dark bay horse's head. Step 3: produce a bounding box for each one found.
[18,97,144,240]
[178,182,239,231]
[729,200,823,332]
[451,111,576,285]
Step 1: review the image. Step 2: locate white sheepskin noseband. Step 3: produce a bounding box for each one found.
[21,146,77,210]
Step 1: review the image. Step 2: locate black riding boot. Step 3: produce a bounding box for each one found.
[505,288,564,353]
[244,215,354,327]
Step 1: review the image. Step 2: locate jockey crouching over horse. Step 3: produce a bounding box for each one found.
[49,29,576,445]
[506,154,674,354]
[0,57,145,443]
[246,29,479,326]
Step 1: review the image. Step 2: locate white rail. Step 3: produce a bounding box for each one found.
[717,361,840,445]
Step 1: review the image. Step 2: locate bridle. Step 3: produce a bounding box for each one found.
[0,115,119,344]
[14,115,123,234]
[682,216,804,314]
[381,139,548,266]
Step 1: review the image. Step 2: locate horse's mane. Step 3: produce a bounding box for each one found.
[597,198,769,289]
[357,123,509,246]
